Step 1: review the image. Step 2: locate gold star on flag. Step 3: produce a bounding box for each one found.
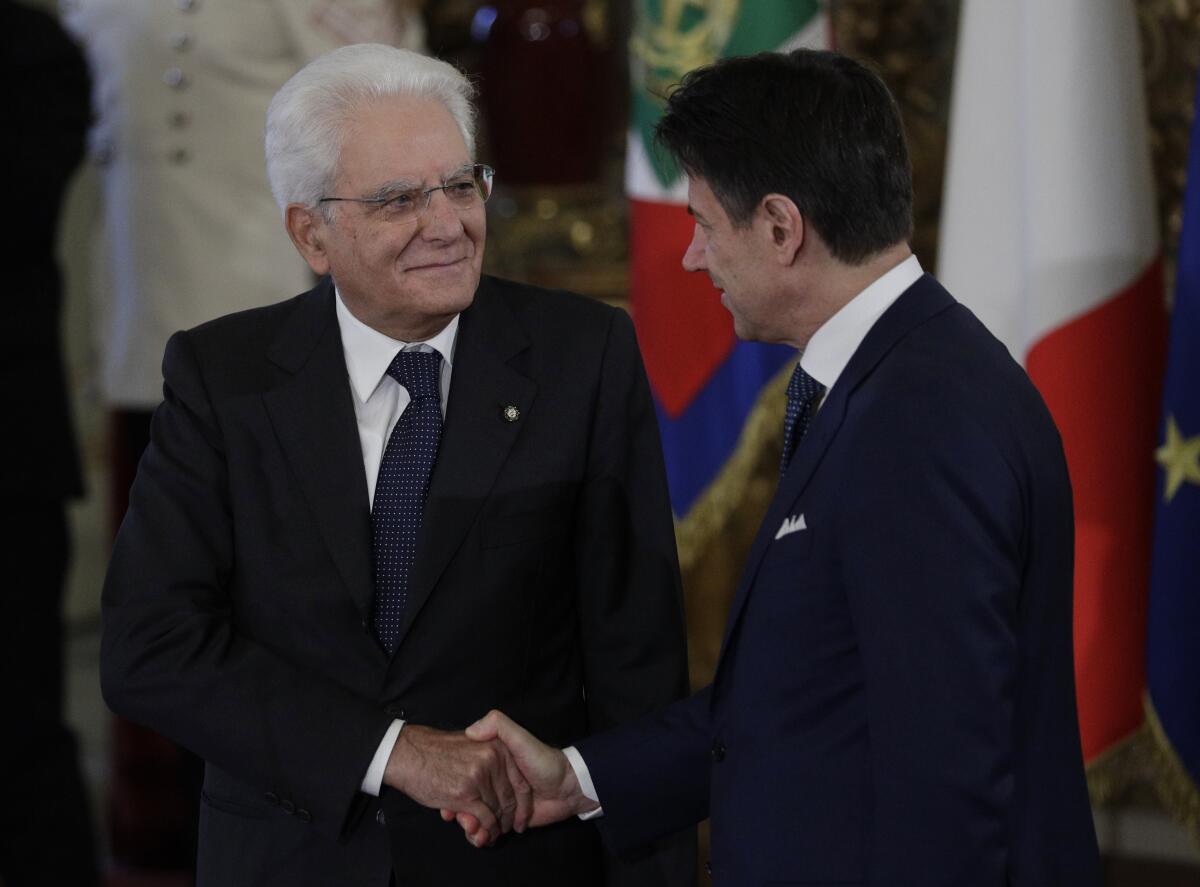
[1155,415,1200,503]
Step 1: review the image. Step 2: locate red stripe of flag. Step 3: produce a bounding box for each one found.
[1026,258,1168,759]
[629,197,737,419]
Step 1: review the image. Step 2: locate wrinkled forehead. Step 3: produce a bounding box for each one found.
[333,94,472,190]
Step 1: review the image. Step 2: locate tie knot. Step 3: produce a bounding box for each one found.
[387,348,442,401]
[787,364,822,409]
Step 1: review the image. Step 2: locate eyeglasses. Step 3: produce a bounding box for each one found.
[318,164,495,224]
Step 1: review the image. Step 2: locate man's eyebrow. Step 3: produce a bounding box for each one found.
[362,165,475,201]
[363,179,420,201]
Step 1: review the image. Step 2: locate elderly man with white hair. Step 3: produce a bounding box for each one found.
[101,44,694,887]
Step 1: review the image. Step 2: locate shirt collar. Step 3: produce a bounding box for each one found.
[801,254,923,394]
[334,286,460,404]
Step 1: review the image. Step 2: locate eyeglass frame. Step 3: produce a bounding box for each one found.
[317,163,495,222]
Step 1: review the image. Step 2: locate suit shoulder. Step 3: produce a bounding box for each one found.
[847,293,1065,483]
[163,285,331,402]
[879,298,1048,423]
[479,275,626,338]
[180,286,321,354]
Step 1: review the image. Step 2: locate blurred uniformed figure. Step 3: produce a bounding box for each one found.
[62,0,424,415]
[60,0,425,872]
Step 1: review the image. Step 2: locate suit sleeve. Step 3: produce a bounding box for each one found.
[839,385,1024,883]
[101,330,393,841]
[576,686,713,856]
[571,308,698,884]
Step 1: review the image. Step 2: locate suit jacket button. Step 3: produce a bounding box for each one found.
[376,809,387,826]
[710,741,726,763]
[264,792,279,805]
[281,799,295,815]
[296,808,311,822]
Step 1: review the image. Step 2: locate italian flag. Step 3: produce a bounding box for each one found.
[938,0,1168,766]
[628,0,830,516]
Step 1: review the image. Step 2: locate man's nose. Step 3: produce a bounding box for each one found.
[418,188,465,238]
[681,226,706,272]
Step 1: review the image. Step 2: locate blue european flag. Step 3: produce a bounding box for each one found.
[1147,71,1200,798]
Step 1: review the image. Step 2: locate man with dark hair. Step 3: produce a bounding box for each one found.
[451,49,1101,885]
[655,50,914,263]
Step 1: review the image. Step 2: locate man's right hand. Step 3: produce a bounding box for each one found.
[383,724,532,847]
[441,710,599,845]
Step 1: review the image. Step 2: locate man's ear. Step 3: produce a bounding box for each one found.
[285,204,332,276]
[760,194,804,264]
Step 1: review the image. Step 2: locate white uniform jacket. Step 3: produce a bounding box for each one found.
[63,0,423,406]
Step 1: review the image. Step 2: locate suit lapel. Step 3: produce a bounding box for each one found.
[715,276,955,675]
[392,277,536,651]
[262,280,378,628]
[715,368,847,666]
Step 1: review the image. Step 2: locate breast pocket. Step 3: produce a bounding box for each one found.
[762,524,815,566]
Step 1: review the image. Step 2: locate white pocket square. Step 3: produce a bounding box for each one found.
[775,513,807,540]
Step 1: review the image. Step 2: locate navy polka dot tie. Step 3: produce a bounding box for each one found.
[781,363,825,474]
[371,348,443,654]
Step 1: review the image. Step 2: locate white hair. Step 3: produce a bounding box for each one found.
[265,44,476,213]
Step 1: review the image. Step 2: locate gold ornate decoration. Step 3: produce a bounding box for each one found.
[1139,0,1200,299]
[630,0,741,103]
[482,183,629,303]
[832,0,959,270]
[1085,725,1154,807]
[1144,694,1200,842]
[675,362,790,572]
[673,360,792,688]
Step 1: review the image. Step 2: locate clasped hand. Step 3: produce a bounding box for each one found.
[384,712,595,848]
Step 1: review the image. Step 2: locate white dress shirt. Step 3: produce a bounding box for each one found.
[799,254,923,396]
[333,289,460,796]
[564,253,925,814]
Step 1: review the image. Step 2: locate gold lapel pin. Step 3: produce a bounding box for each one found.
[502,405,520,423]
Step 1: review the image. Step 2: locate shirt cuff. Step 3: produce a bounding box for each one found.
[562,745,604,820]
[361,719,404,796]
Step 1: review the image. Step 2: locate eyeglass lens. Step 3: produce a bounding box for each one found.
[379,165,494,222]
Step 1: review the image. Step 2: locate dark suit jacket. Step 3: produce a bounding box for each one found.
[579,275,1100,886]
[102,276,694,886]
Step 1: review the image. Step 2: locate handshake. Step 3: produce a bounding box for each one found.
[382,710,601,847]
